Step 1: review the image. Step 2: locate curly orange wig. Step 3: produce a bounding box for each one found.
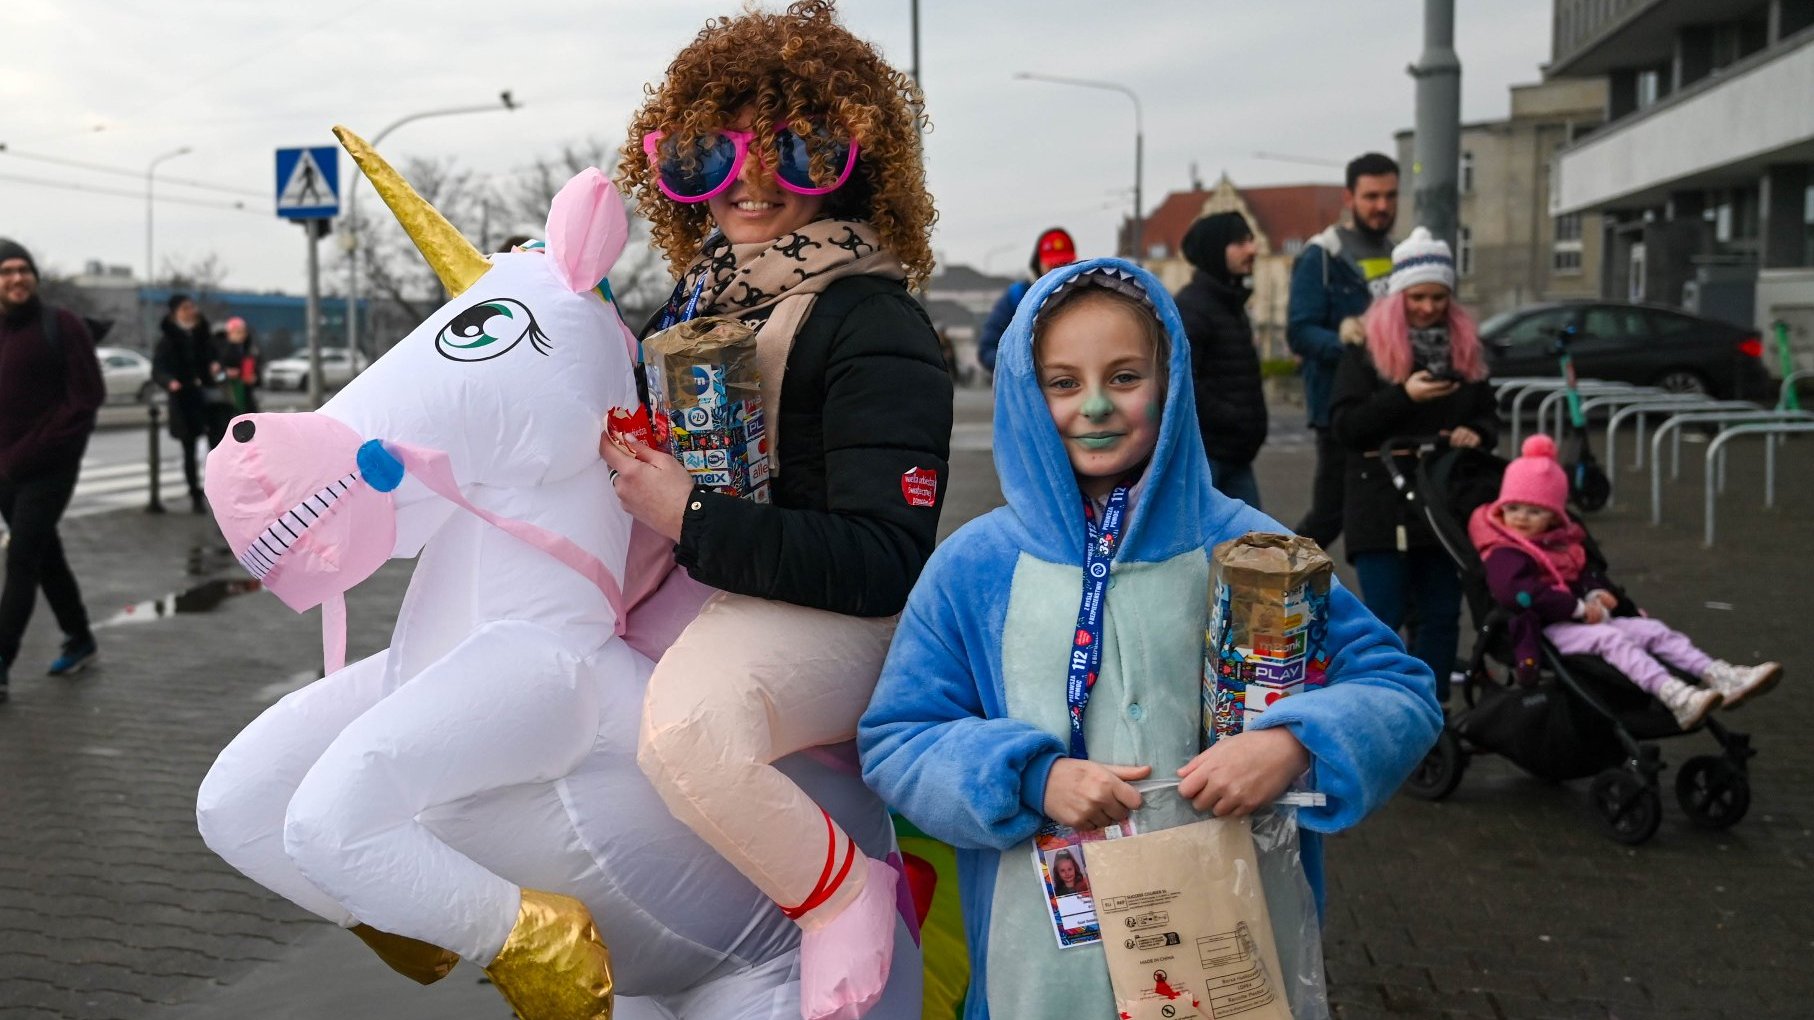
[618,0,936,287]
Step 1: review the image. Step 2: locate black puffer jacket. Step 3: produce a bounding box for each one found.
[1174,269,1266,465]
[659,275,953,617]
[1328,343,1497,559]
[152,316,218,441]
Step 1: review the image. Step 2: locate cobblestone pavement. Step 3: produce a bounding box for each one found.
[1,388,1808,1018]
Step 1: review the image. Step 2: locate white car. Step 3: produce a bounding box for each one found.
[264,348,370,391]
[95,346,157,404]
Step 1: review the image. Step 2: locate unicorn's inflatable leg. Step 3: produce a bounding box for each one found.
[636,593,901,1020]
[197,649,460,986]
[198,649,392,927]
[282,619,621,1019]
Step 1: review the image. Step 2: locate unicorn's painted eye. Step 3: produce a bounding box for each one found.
[434,298,550,362]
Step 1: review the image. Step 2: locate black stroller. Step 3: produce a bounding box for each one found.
[1381,439,1755,845]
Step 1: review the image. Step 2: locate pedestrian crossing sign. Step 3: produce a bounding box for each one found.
[275,146,339,219]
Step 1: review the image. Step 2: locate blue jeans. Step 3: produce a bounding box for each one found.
[1351,548,1462,700]
[1208,458,1262,510]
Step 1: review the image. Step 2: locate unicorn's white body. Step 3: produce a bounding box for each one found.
[193,139,918,1019]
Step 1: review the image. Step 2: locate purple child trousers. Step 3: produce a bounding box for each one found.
[1543,616,1713,695]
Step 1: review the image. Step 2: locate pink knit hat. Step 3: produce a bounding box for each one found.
[1494,434,1569,518]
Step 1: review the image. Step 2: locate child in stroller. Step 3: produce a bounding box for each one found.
[1468,434,1782,730]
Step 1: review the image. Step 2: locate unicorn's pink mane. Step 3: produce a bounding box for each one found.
[1362,291,1486,384]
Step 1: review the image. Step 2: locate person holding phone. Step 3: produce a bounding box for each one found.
[1328,227,1497,698]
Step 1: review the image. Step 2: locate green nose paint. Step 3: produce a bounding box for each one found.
[1082,391,1114,419]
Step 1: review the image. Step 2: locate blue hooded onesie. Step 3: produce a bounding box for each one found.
[858,258,1442,1019]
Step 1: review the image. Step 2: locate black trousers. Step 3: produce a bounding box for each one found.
[1294,425,1345,550]
[178,414,228,497]
[0,460,91,665]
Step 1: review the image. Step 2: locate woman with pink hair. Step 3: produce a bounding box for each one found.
[1327,227,1498,699]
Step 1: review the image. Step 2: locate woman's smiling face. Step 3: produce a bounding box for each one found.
[1036,292,1163,499]
[706,107,830,245]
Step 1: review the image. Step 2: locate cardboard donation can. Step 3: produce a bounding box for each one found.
[1205,533,1333,746]
[642,316,771,503]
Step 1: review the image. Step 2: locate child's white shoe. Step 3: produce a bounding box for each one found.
[1658,678,1722,730]
[799,857,899,1020]
[1701,660,1782,709]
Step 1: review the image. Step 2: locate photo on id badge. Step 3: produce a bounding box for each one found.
[1033,817,1133,949]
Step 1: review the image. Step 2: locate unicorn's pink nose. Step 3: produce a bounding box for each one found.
[205,412,397,612]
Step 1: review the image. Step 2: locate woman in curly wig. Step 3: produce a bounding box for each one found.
[601,3,949,1019]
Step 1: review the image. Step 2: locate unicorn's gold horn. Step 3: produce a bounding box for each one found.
[334,124,490,297]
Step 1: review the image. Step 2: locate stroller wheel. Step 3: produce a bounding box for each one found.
[1589,768,1662,845]
[1403,728,1468,801]
[1675,755,1751,829]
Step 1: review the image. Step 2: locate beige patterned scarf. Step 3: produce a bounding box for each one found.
[667,219,905,471]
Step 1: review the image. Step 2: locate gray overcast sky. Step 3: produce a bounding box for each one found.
[1,0,1553,294]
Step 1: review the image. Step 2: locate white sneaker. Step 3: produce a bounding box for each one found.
[1657,678,1722,730]
[1701,660,1783,709]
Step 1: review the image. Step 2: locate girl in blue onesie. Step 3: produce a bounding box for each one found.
[858,258,1442,1019]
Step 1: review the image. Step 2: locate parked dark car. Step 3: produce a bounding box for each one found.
[1479,301,1774,401]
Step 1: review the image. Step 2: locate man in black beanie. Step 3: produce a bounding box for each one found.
[1173,211,1266,508]
[0,239,105,700]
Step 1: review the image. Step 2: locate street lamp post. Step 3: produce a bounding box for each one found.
[344,91,519,364]
[145,146,192,340]
[1014,73,1143,263]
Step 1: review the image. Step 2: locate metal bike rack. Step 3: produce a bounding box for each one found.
[1605,398,1753,474]
[1507,379,1632,450]
[1492,377,1564,409]
[1669,408,1813,482]
[1650,409,1814,524]
[1535,383,1657,440]
[1703,421,1814,546]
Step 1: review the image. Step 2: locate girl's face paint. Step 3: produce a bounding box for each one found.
[1036,297,1162,499]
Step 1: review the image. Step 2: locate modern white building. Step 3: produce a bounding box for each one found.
[1547,0,1814,363]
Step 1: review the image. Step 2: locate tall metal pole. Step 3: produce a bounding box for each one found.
[306,222,323,409]
[1013,73,1144,264]
[911,0,921,85]
[144,146,191,345]
[344,92,519,366]
[1410,0,1462,250]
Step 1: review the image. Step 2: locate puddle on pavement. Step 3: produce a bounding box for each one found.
[95,577,263,628]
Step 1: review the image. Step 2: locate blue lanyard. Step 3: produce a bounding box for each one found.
[655,275,708,332]
[1066,485,1128,759]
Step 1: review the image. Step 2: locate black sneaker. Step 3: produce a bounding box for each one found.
[48,635,97,676]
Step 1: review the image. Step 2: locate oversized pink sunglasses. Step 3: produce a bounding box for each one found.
[641,124,859,203]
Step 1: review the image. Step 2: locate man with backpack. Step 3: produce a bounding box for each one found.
[0,239,105,702]
[1287,153,1401,550]
[976,227,1077,373]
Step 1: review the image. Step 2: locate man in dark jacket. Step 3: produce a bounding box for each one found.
[0,239,105,700]
[976,227,1077,373]
[1286,152,1399,548]
[1174,211,1265,507]
[151,293,222,513]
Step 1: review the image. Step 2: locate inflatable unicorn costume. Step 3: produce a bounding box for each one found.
[194,129,920,1020]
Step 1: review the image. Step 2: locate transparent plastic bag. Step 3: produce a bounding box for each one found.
[1080,782,1328,1020]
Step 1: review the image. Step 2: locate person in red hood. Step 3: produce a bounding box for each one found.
[1469,434,1782,729]
[976,227,1077,373]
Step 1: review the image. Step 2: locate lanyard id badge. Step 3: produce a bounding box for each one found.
[655,274,708,333]
[1066,485,1128,761]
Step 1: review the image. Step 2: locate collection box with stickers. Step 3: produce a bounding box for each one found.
[1204,533,1333,746]
[641,316,772,503]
